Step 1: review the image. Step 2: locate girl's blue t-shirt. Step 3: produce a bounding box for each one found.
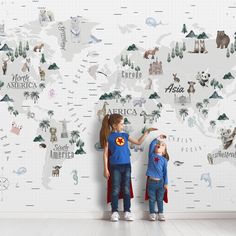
[107,131,131,165]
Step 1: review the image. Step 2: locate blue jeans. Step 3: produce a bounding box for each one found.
[147,178,165,214]
[110,164,131,212]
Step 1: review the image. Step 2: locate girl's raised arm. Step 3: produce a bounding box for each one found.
[128,128,158,145]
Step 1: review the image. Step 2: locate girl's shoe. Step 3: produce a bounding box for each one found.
[124,211,134,221]
[149,213,156,221]
[110,211,120,222]
[158,213,165,221]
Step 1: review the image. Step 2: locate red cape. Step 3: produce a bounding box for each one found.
[106,149,134,204]
[145,177,168,203]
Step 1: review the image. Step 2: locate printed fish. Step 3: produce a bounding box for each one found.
[13,167,27,175]
[173,161,184,166]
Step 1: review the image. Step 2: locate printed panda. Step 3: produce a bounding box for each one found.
[196,70,210,87]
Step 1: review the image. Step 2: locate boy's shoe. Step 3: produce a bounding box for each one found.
[110,211,120,222]
[124,211,134,221]
[158,213,166,221]
[149,213,156,221]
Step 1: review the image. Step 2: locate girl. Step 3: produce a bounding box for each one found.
[100,113,157,222]
[146,135,169,221]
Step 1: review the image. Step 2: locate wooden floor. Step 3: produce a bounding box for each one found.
[0,219,236,236]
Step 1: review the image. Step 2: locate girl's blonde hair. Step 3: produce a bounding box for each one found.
[99,113,123,148]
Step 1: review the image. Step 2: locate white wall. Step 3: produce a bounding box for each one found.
[0,0,236,216]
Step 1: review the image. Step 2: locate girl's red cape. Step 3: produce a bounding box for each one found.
[106,149,134,203]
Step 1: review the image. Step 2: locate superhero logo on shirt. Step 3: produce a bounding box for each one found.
[115,137,125,146]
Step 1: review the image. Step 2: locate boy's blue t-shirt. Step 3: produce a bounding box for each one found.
[107,131,131,165]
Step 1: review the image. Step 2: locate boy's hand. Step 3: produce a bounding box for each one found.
[157,134,167,142]
[164,185,168,190]
[104,169,110,179]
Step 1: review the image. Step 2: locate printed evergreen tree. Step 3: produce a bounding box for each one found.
[182,24,187,34]
[26,41,29,51]
[234,38,236,51]
[15,48,18,58]
[19,41,23,56]
[128,58,131,67]
[0,81,4,90]
[167,53,171,62]
[179,48,183,59]
[131,62,134,69]
[121,55,124,62]
[125,55,128,65]
[175,42,179,57]
[171,48,175,58]
[182,42,186,51]
[230,43,234,54]
[226,48,230,58]
[40,53,46,63]
[22,47,27,58]
[11,54,14,62]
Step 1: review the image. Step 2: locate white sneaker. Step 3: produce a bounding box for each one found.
[158,213,165,221]
[110,211,120,222]
[124,211,134,221]
[149,213,156,221]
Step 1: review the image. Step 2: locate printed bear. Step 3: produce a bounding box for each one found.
[216,31,230,49]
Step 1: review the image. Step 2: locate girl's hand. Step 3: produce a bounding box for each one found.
[104,169,110,179]
[164,185,168,190]
[147,128,158,133]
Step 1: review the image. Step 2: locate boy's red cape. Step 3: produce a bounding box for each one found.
[144,177,168,203]
[106,149,134,204]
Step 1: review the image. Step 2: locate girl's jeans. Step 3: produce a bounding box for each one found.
[110,164,131,213]
[147,178,165,214]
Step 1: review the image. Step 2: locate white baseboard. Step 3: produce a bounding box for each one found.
[0,211,236,219]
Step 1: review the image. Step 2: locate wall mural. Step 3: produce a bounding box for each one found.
[0,0,236,212]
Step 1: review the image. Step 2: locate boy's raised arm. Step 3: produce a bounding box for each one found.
[148,134,166,157]
[149,138,158,157]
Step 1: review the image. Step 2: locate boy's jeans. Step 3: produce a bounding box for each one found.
[147,178,165,214]
[110,164,131,212]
